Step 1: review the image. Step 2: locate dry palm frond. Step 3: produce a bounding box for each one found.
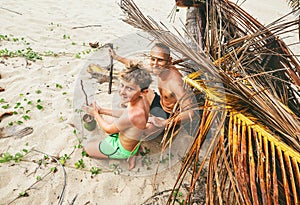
[286,0,300,16]
[119,0,300,204]
[184,74,300,204]
[205,112,300,204]
[164,98,227,204]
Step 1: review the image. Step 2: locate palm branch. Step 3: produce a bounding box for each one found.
[286,0,300,16]
[120,0,300,204]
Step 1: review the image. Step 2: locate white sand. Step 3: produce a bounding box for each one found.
[0,1,298,204]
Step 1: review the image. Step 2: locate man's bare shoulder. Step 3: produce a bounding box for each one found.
[169,66,183,77]
[164,68,183,86]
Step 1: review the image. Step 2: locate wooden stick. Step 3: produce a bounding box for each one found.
[107,43,114,94]
[0,7,22,15]
[72,24,101,29]
[80,80,89,105]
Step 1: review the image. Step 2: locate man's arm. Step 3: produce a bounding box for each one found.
[109,48,152,72]
[170,72,195,124]
[109,48,131,66]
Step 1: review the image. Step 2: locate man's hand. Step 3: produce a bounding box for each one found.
[148,116,167,128]
[108,48,118,60]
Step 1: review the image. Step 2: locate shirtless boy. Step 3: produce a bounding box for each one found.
[83,66,152,170]
[109,43,196,137]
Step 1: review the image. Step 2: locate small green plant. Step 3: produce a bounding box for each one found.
[173,189,185,205]
[160,153,174,164]
[81,150,88,157]
[36,104,43,110]
[74,159,85,169]
[140,147,151,170]
[110,163,122,175]
[0,151,25,163]
[75,53,81,59]
[16,120,23,125]
[43,50,58,57]
[24,47,42,61]
[14,102,21,109]
[90,167,102,176]
[0,34,63,61]
[59,154,70,166]
[0,47,42,61]
[5,93,44,126]
[74,136,83,149]
[19,191,29,197]
[58,114,66,122]
[0,34,9,41]
[63,34,70,39]
[75,143,82,149]
[36,99,43,110]
[22,115,30,120]
[1,104,10,109]
[50,167,57,173]
[48,22,61,31]
[56,84,63,89]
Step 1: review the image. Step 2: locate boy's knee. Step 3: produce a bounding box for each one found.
[83,145,91,156]
[83,140,99,157]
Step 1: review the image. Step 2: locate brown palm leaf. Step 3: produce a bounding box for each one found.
[120,0,300,204]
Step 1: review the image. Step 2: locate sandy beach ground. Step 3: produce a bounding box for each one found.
[0,0,298,204]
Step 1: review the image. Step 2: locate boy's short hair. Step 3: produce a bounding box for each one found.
[120,64,152,91]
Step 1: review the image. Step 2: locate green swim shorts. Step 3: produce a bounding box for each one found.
[99,133,139,159]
